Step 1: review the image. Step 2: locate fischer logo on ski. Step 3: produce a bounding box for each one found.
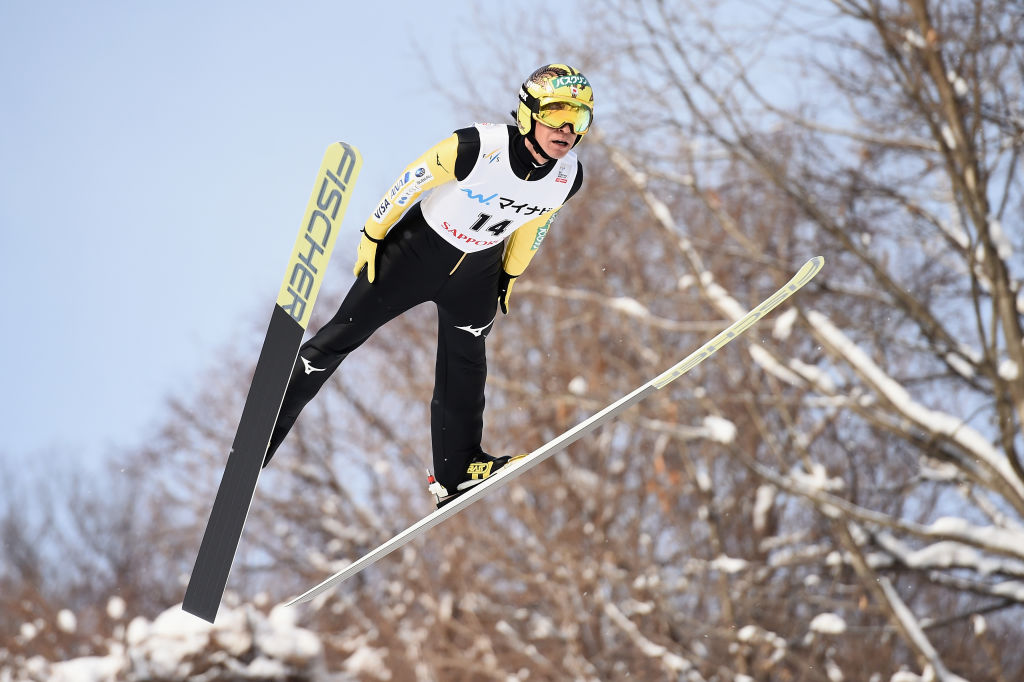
[278,145,360,327]
[183,142,363,624]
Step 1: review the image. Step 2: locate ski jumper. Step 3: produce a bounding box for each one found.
[264,123,583,491]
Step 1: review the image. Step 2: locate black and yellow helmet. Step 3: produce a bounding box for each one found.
[514,64,595,141]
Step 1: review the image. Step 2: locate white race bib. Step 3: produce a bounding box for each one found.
[420,123,577,252]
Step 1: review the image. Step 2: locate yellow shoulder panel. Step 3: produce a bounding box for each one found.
[502,208,559,276]
[364,134,459,239]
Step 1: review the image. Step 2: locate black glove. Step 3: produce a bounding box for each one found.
[497,270,518,314]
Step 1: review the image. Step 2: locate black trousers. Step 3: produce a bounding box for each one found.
[264,204,502,491]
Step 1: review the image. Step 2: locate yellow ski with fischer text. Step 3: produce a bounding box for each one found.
[275,143,362,328]
[184,142,362,623]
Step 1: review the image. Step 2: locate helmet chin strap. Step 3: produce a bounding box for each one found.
[526,123,555,164]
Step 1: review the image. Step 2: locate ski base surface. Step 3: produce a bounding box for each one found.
[285,256,824,607]
[183,142,362,623]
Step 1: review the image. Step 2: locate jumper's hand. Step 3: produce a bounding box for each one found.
[498,271,518,314]
[353,229,384,282]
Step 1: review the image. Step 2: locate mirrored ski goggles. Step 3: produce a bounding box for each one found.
[533,99,593,135]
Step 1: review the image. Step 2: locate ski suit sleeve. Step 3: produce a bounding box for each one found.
[501,159,583,278]
[496,209,559,314]
[363,134,459,240]
[501,208,560,277]
[354,134,459,281]
[498,158,582,312]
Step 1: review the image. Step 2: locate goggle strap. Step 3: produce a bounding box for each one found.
[520,85,540,113]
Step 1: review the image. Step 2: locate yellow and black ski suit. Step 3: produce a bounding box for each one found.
[264,124,583,491]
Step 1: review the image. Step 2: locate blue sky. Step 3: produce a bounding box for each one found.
[0,1,525,467]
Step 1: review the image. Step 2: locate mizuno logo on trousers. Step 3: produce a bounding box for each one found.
[454,318,495,337]
[301,357,326,375]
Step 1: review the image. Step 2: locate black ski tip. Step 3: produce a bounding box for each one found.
[182,591,220,624]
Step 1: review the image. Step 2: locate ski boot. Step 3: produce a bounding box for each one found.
[427,452,512,508]
[458,452,512,491]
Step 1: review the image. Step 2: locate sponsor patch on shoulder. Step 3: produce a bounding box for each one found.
[372,197,392,223]
[375,165,435,218]
[531,212,557,250]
